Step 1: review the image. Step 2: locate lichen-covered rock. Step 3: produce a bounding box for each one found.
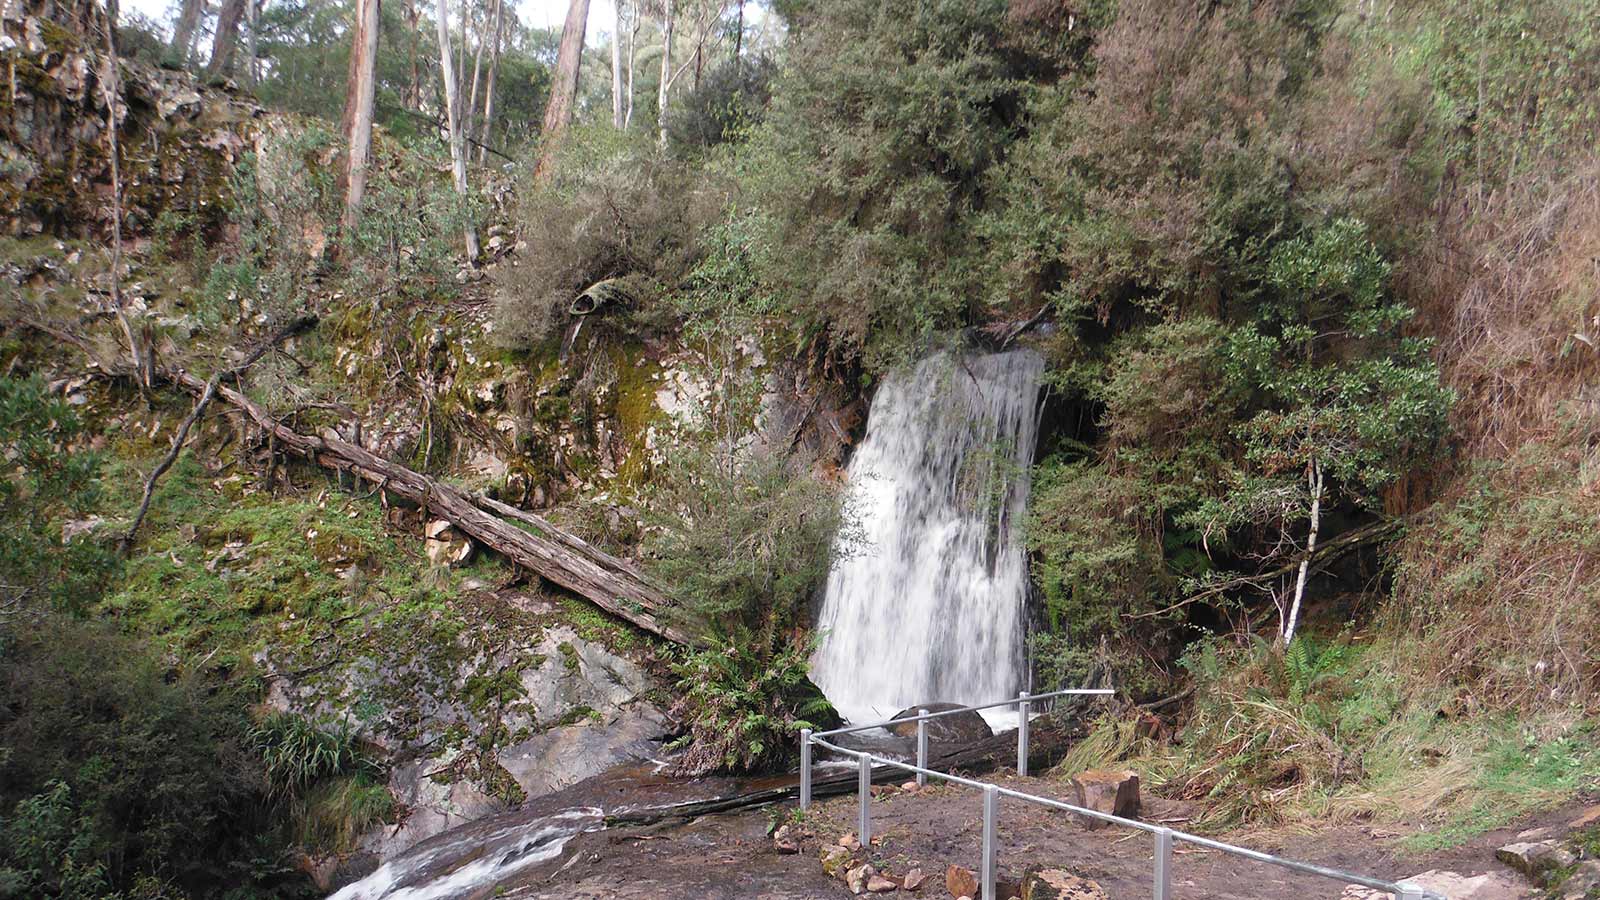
[1496,840,1576,880]
[1020,867,1107,900]
[1,1,259,238]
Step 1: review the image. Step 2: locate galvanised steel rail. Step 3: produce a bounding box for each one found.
[798,689,1439,900]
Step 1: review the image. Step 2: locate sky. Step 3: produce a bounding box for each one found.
[124,0,626,43]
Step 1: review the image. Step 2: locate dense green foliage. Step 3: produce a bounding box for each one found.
[0,377,115,615]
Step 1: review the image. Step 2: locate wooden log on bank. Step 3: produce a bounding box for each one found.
[168,370,692,645]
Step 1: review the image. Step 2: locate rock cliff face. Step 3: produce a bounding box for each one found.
[265,589,669,881]
[1,0,257,238]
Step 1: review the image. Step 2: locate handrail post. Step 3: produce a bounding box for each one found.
[1153,827,1172,900]
[1017,691,1031,777]
[858,755,872,844]
[799,729,812,811]
[981,784,999,900]
[915,708,929,787]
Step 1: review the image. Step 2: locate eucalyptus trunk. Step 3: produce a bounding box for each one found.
[434,0,481,261]
[341,0,380,228]
[657,0,672,146]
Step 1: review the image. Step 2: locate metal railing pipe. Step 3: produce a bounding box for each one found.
[981,785,999,900]
[915,709,929,787]
[799,687,1440,900]
[857,755,872,844]
[1016,691,1030,777]
[1153,827,1172,900]
[799,728,812,811]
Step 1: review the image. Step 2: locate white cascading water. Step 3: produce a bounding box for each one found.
[811,349,1044,728]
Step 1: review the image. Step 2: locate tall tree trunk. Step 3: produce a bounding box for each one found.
[610,0,623,128]
[477,0,503,163]
[1282,459,1323,646]
[208,0,247,76]
[733,0,742,73]
[535,0,590,173]
[169,0,204,65]
[435,0,481,261]
[624,7,639,127]
[657,0,672,146]
[456,0,467,104]
[243,0,260,84]
[407,0,423,108]
[465,0,492,148]
[341,0,380,228]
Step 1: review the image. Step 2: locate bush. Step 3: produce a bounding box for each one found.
[0,616,297,897]
[667,639,837,776]
[0,376,115,616]
[739,0,1031,368]
[492,128,725,351]
[665,56,776,155]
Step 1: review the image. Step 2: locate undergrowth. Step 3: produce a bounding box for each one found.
[1061,636,1600,845]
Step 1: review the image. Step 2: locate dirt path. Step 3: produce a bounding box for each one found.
[496,772,1594,899]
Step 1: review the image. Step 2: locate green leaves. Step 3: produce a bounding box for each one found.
[0,377,115,616]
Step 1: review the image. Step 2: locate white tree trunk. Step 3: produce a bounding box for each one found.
[1283,459,1323,645]
[435,0,480,261]
[624,7,639,127]
[611,0,624,128]
[341,0,379,228]
[657,0,673,146]
[477,0,503,164]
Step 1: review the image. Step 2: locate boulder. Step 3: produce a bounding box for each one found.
[889,703,994,745]
[423,519,473,567]
[868,874,900,893]
[821,845,854,880]
[1020,867,1108,900]
[902,868,926,891]
[1496,840,1576,880]
[1067,769,1140,828]
[1341,869,1533,899]
[947,864,979,899]
[848,864,877,895]
[773,823,801,854]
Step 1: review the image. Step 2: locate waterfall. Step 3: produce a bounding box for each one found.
[811,349,1044,728]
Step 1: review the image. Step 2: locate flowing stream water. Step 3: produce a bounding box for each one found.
[811,349,1045,729]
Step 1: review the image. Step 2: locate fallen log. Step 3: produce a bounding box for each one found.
[167,370,692,645]
[603,715,1087,827]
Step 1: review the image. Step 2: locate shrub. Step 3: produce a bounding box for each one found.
[492,128,725,351]
[0,615,291,897]
[739,0,1029,369]
[0,376,115,616]
[665,56,776,155]
[250,713,393,854]
[667,638,837,776]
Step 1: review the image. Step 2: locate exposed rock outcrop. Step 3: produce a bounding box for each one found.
[1,0,258,238]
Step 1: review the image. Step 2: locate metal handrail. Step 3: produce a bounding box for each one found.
[797,690,1439,900]
[813,688,1115,738]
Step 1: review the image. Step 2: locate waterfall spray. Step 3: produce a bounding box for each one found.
[811,350,1044,727]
